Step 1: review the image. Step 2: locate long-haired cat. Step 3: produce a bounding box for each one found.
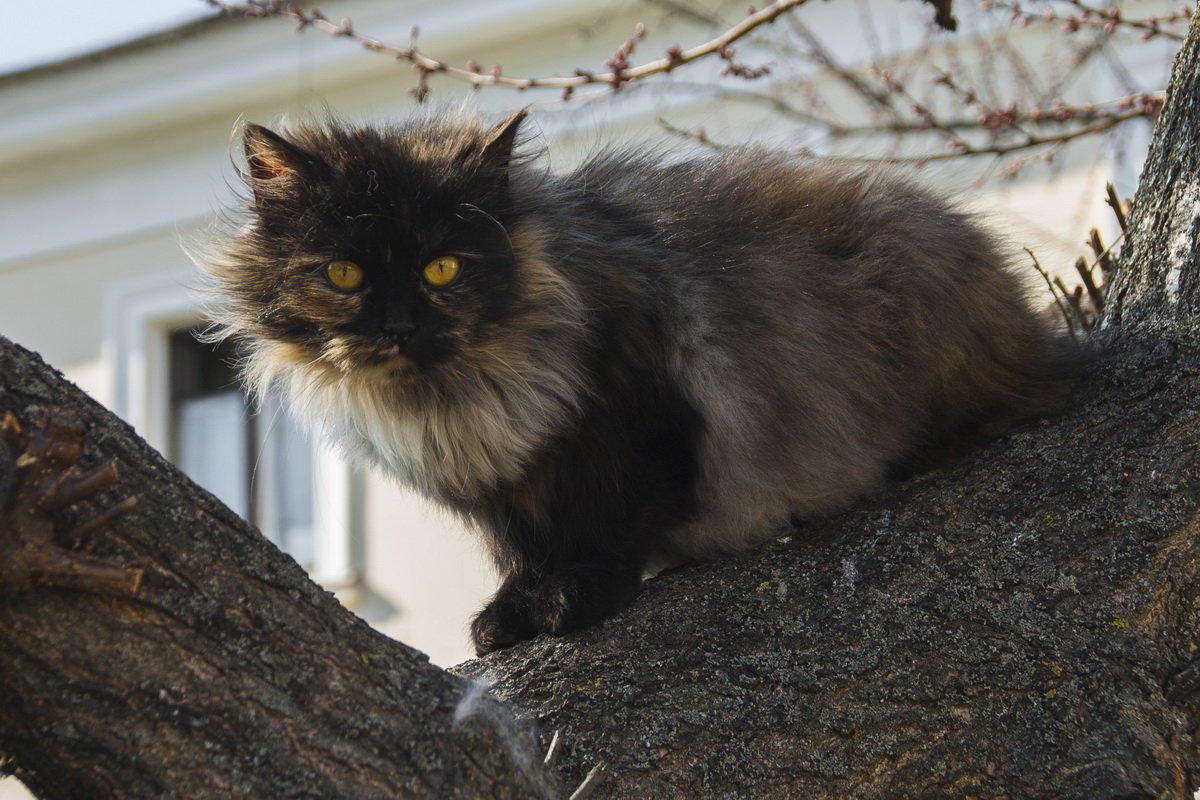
[199,109,1078,654]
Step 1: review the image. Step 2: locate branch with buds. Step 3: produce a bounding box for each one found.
[207,0,1177,175]
[1027,183,1128,341]
[206,0,814,100]
[651,0,1167,171]
[658,82,1163,167]
[981,1,1190,42]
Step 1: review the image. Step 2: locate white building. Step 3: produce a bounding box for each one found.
[0,1,1179,796]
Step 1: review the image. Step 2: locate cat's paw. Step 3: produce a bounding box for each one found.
[470,585,537,655]
[470,565,642,655]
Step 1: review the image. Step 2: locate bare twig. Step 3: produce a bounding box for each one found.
[207,0,814,96]
[1105,181,1129,234]
[1030,188,1132,341]
[1075,255,1105,317]
[655,116,728,150]
[567,761,609,800]
[208,0,1174,176]
[543,729,562,767]
[790,18,899,118]
[982,0,1189,42]
[658,90,1161,164]
[1027,247,1078,338]
[871,96,1159,164]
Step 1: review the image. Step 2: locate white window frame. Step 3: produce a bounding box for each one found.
[104,272,358,589]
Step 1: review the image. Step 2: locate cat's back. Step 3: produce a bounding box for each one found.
[559,146,1077,557]
[567,147,985,283]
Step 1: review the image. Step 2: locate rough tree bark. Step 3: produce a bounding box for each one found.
[3,9,1200,800]
[0,367,561,798]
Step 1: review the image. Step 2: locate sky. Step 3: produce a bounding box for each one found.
[0,0,212,74]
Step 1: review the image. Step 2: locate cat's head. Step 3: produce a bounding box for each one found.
[199,110,554,397]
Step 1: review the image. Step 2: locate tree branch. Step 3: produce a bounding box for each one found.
[983,0,1190,42]
[206,0,815,95]
[0,340,563,800]
[657,91,1162,164]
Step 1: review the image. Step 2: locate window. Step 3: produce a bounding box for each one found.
[107,275,356,588]
[168,329,317,568]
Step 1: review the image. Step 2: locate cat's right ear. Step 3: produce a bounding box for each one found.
[473,108,529,183]
[243,124,317,207]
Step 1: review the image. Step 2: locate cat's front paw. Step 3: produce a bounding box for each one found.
[470,565,642,655]
[470,584,537,655]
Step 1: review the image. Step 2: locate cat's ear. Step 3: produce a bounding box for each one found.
[474,108,529,180]
[243,123,319,206]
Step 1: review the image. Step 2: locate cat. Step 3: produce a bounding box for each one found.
[197,109,1079,654]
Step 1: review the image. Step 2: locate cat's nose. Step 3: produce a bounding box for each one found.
[384,320,417,342]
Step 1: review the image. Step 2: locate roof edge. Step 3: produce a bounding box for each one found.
[0,12,239,88]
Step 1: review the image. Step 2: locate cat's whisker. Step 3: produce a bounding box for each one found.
[458,203,513,253]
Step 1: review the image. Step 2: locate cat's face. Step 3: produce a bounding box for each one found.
[214,112,529,383]
[202,111,593,489]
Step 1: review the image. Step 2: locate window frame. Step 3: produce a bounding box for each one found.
[105,273,358,589]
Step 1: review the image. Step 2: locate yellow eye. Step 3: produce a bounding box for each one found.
[326,260,364,291]
[422,256,461,287]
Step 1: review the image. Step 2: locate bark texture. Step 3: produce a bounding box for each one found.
[0,348,560,798]
[1103,15,1200,340]
[3,6,1200,800]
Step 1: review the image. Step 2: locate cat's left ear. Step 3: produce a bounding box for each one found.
[474,108,529,181]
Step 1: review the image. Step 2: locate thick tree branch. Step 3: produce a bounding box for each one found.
[456,10,1200,797]
[0,342,562,799]
[1101,6,1200,337]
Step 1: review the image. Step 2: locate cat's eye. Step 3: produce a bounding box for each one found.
[326,260,364,291]
[422,256,461,287]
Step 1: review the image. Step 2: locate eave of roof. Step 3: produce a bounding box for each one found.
[0,12,239,88]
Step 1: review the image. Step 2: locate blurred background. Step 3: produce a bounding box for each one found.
[0,1,1184,795]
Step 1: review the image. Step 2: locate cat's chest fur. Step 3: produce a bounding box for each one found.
[268,298,591,505]
[322,372,544,499]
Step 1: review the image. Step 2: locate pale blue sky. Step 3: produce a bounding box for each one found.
[1,0,211,74]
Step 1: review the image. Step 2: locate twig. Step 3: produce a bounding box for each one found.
[656,116,728,150]
[1054,275,1086,324]
[858,99,1157,164]
[543,729,562,767]
[207,0,815,96]
[1075,255,1105,318]
[789,19,898,118]
[567,762,608,800]
[1105,182,1129,234]
[659,92,1160,164]
[1088,228,1117,282]
[982,0,1189,42]
[1027,248,1078,338]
